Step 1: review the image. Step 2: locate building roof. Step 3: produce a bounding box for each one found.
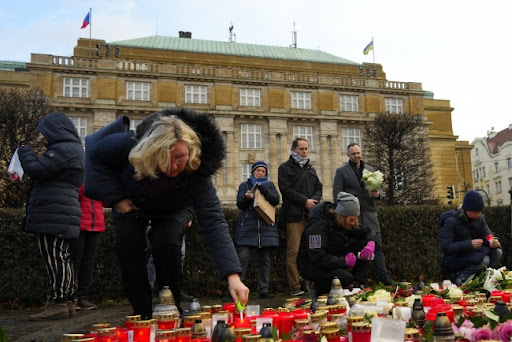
[0,61,27,71]
[487,125,512,154]
[109,35,359,66]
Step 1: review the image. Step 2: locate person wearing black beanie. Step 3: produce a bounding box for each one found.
[439,190,503,282]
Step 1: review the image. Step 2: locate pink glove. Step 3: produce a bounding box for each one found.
[345,253,356,268]
[359,241,375,260]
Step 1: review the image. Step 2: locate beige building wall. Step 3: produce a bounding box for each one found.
[1,37,469,206]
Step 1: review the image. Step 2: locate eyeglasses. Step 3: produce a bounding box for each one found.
[173,154,189,166]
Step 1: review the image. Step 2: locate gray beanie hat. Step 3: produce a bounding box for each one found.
[335,192,360,217]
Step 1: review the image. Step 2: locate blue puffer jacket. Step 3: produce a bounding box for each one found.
[439,209,494,272]
[18,112,85,239]
[236,180,280,248]
[87,108,242,278]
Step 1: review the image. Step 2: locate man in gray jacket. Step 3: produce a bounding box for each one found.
[332,143,392,285]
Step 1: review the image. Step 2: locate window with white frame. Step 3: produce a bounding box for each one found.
[495,162,499,173]
[64,78,88,98]
[240,89,261,107]
[240,124,262,148]
[340,95,359,112]
[482,167,486,177]
[475,148,479,156]
[385,98,403,114]
[486,184,490,195]
[342,128,361,150]
[293,126,314,149]
[508,158,512,169]
[71,117,87,144]
[291,92,311,109]
[496,181,502,193]
[185,85,207,104]
[127,82,150,101]
[242,164,252,182]
[509,178,512,190]
[475,170,479,182]
[130,119,142,131]
[498,201,503,206]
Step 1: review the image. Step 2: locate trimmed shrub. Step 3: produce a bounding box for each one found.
[0,205,510,308]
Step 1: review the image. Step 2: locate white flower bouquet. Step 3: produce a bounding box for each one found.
[361,169,383,192]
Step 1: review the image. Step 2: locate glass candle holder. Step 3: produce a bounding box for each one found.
[156,329,176,342]
[351,322,371,342]
[278,312,294,339]
[125,315,142,330]
[97,327,119,342]
[175,327,192,342]
[157,313,179,330]
[133,320,152,342]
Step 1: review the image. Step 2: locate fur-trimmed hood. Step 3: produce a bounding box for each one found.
[135,108,226,179]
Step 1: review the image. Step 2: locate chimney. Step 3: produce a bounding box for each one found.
[178,31,192,39]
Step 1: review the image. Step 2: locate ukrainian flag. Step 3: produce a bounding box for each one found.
[363,40,374,55]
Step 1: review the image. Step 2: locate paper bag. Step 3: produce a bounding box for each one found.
[253,189,276,225]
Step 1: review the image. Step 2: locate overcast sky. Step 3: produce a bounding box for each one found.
[1,0,510,143]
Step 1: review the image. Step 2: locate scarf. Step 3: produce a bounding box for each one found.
[291,150,309,168]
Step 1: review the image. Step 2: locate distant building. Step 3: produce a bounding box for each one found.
[0,34,472,205]
[472,125,512,206]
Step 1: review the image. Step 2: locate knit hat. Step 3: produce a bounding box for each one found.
[462,190,485,212]
[335,192,360,217]
[251,161,268,175]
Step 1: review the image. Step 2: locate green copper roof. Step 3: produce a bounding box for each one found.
[110,35,359,65]
[0,61,27,71]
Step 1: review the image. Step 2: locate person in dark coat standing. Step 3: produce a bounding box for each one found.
[440,190,503,282]
[69,183,106,311]
[87,108,249,319]
[18,112,85,320]
[278,138,323,296]
[236,161,280,299]
[298,192,375,298]
[332,143,392,285]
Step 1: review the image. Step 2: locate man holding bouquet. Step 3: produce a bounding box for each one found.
[332,143,392,285]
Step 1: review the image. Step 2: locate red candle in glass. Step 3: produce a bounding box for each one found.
[125,315,142,330]
[223,303,236,323]
[262,310,280,330]
[116,327,129,342]
[175,327,192,342]
[291,309,308,320]
[233,317,251,329]
[156,330,176,342]
[278,312,294,339]
[503,291,511,303]
[133,320,152,342]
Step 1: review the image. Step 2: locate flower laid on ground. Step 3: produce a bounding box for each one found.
[360,169,383,192]
[367,289,392,303]
[448,286,463,298]
[472,326,494,341]
[452,320,475,341]
[494,319,512,342]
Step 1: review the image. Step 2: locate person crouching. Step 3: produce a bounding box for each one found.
[297,192,375,298]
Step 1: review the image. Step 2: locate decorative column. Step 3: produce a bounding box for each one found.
[320,135,330,191]
[269,133,278,184]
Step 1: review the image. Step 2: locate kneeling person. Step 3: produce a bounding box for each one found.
[298,192,375,297]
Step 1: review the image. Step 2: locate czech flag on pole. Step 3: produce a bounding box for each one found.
[81,11,90,29]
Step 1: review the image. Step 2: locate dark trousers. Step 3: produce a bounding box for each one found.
[373,232,392,285]
[69,231,101,298]
[238,246,271,294]
[113,213,187,318]
[302,261,370,295]
[37,233,74,302]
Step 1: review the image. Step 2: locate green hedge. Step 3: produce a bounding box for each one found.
[0,205,510,309]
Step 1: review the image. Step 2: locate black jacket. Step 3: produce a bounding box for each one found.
[439,209,495,272]
[18,112,85,239]
[278,156,323,223]
[297,202,373,273]
[87,108,241,278]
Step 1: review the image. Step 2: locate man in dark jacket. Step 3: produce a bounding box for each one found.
[440,190,502,282]
[278,138,323,296]
[18,112,85,320]
[332,143,392,285]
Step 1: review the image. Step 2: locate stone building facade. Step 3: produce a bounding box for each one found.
[0,34,472,205]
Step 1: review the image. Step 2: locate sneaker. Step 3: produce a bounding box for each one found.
[77,297,97,310]
[290,287,304,296]
[29,301,68,320]
[259,292,274,299]
[181,291,195,302]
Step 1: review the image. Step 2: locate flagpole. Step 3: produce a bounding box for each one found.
[88,8,92,60]
[372,37,376,76]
